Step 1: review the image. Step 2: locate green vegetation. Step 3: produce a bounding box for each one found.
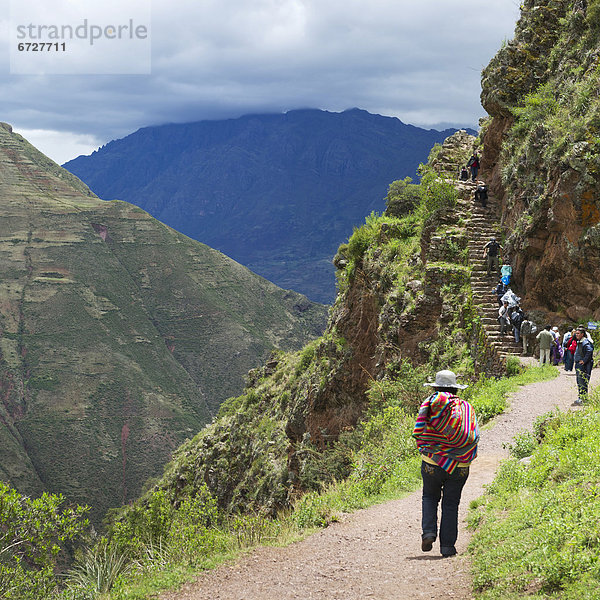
[0,482,88,600]
[1,356,558,600]
[0,123,327,528]
[483,1,600,255]
[469,388,600,599]
[0,360,540,600]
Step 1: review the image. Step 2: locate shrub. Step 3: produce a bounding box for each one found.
[65,539,130,595]
[505,355,522,376]
[0,482,89,600]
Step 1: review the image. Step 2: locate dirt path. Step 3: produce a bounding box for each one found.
[161,367,581,600]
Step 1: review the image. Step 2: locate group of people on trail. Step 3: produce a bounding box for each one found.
[410,148,594,556]
[484,243,533,349]
[496,290,536,352]
[541,325,595,405]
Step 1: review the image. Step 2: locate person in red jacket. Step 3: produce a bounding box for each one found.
[467,152,480,182]
[563,328,576,371]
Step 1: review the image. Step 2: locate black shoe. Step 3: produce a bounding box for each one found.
[421,534,436,552]
[441,546,457,557]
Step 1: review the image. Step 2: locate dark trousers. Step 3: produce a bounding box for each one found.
[487,254,499,276]
[421,461,470,555]
[564,350,574,371]
[575,366,591,401]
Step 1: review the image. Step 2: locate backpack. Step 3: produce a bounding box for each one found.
[520,320,532,336]
[511,310,523,329]
[476,185,488,200]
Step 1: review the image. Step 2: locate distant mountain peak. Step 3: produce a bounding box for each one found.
[64,110,474,303]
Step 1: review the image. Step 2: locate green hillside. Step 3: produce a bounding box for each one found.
[5,2,600,598]
[0,122,327,524]
[97,1,600,595]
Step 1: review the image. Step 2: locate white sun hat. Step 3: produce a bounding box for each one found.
[423,370,468,390]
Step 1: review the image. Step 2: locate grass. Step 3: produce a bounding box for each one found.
[88,364,561,600]
[465,364,558,424]
[468,384,600,598]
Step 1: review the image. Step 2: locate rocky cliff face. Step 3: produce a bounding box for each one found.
[0,124,326,524]
[480,0,600,322]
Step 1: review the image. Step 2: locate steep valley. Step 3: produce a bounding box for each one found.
[0,122,327,524]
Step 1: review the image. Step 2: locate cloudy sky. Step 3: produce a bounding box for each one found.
[1,0,521,164]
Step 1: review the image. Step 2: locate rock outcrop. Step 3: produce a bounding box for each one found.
[480,0,600,322]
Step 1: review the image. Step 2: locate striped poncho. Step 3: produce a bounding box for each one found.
[412,391,479,473]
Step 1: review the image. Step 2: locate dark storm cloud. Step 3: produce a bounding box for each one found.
[0,0,521,162]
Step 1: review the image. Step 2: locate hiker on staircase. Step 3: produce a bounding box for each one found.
[493,280,508,306]
[474,182,488,208]
[510,305,524,344]
[483,237,502,278]
[467,151,480,182]
[498,300,510,336]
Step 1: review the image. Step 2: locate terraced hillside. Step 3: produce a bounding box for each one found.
[0,123,327,523]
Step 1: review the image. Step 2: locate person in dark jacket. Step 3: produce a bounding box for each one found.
[474,183,488,208]
[483,238,502,277]
[573,326,594,405]
[510,306,524,343]
[467,152,480,182]
[493,280,508,306]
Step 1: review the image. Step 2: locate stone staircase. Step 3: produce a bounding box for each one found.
[432,127,523,369]
[466,186,522,363]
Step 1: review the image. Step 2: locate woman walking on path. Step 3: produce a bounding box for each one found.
[412,370,479,558]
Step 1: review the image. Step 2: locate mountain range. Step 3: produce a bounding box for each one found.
[0,122,326,523]
[64,109,475,303]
